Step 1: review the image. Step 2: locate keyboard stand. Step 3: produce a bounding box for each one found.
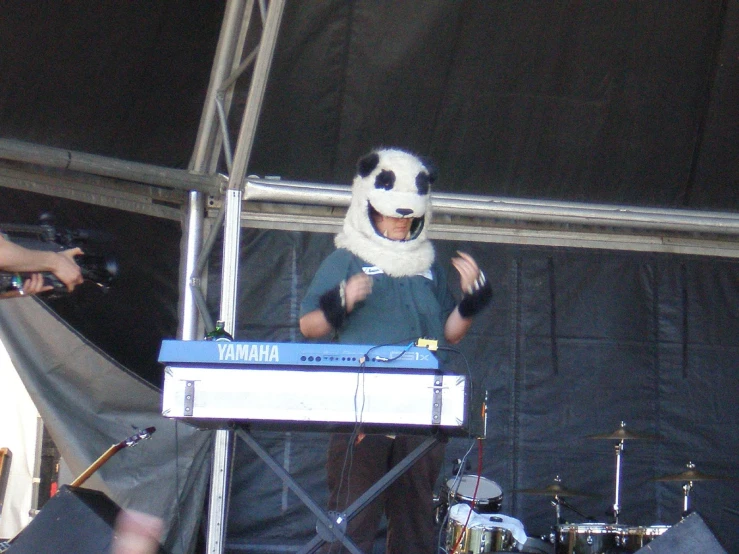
[234,428,441,553]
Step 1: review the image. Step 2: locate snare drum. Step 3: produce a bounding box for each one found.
[447,519,515,553]
[445,475,504,513]
[555,522,630,554]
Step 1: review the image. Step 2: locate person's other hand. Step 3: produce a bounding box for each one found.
[451,251,482,294]
[344,272,372,313]
[52,247,84,291]
[22,272,53,295]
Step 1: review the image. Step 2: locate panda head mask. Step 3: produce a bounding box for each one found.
[335,148,437,277]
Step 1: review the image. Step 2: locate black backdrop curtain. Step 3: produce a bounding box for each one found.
[1,2,737,210]
[207,229,739,552]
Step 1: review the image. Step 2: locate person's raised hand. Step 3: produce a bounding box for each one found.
[451,251,482,293]
[52,247,84,291]
[344,272,372,313]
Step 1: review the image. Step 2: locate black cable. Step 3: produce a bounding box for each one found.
[437,438,477,554]
[332,338,465,552]
[360,339,417,364]
[329,357,368,554]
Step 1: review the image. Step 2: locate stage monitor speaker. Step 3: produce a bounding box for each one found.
[634,512,727,554]
[7,485,119,553]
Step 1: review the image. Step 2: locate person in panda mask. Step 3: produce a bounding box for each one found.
[300,148,491,554]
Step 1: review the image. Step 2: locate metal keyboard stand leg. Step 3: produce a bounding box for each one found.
[235,429,440,554]
[297,434,441,554]
[235,428,363,554]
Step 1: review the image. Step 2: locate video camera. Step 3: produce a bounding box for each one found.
[1,213,118,297]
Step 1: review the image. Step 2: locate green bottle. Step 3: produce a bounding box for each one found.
[205,320,233,342]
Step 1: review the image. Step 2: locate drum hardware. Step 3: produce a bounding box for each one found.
[653,461,727,517]
[586,421,659,442]
[551,497,594,526]
[515,476,597,528]
[445,474,505,514]
[446,503,527,553]
[437,474,505,545]
[518,536,556,554]
[587,421,658,524]
[453,457,472,476]
[447,520,515,553]
[553,523,669,554]
[554,523,622,554]
[514,477,597,498]
[433,492,447,526]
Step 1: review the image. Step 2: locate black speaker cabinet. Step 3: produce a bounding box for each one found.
[635,512,727,554]
[7,485,120,553]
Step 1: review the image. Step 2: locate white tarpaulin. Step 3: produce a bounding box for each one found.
[0,341,39,539]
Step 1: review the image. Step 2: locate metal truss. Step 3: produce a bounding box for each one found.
[182,1,286,553]
[3,142,739,260]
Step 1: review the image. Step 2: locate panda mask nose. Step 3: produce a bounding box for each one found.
[395,208,413,217]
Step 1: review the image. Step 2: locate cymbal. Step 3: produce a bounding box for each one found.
[587,422,658,441]
[514,483,597,498]
[654,468,727,482]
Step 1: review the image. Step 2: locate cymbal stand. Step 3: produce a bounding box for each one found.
[551,496,591,524]
[552,476,563,524]
[681,462,696,517]
[682,481,694,517]
[552,495,563,525]
[612,439,624,523]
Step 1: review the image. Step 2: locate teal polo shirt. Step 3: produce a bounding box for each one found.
[300,248,456,347]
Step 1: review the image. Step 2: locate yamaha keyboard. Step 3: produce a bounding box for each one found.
[159,340,479,436]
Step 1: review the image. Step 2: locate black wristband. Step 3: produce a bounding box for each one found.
[319,280,347,329]
[458,272,492,318]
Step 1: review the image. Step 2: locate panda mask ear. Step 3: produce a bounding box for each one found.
[418,158,438,190]
[415,170,432,195]
[357,152,380,177]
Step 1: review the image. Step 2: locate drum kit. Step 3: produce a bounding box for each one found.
[441,474,528,553]
[439,422,730,554]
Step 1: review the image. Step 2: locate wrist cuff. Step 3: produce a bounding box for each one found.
[458,271,492,318]
[319,280,347,329]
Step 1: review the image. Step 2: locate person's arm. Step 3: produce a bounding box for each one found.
[299,309,333,338]
[299,272,373,338]
[444,307,473,345]
[0,235,84,292]
[444,251,491,344]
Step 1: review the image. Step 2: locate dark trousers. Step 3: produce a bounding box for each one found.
[321,433,445,554]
